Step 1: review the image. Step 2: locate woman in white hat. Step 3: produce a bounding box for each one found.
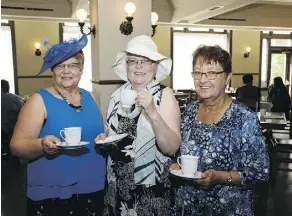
[96,35,181,215]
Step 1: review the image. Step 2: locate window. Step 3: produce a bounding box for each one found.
[188,28,209,32]
[63,23,92,92]
[270,53,287,82]
[261,39,269,87]
[260,31,292,89]
[1,23,15,93]
[173,27,184,31]
[172,31,229,90]
[272,31,292,35]
[271,39,292,47]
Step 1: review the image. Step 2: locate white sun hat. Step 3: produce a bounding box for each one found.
[113,35,172,82]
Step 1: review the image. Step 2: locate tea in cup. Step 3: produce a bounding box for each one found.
[177,155,199,177]
[60,127,81,145]
[120,89,137,108]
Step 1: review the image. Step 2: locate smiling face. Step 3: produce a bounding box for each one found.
[52,55,83,89]
[126,54,157,89]
[193,57,231,101]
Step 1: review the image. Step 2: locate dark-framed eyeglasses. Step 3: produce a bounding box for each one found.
[126,59,155,67]
[191,71,225,80]
[55,63,81,71]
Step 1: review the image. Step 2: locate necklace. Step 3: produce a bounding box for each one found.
[53,85,82,112]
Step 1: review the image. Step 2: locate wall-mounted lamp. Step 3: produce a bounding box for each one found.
[120,2,136,36]
[244,47,251,58]
[76,9,96,38]
[35,42,41,56]
[151,12,159,37]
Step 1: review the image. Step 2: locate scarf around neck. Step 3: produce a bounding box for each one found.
[106,80,169,186]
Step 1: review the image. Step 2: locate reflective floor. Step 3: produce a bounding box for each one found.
[267,167,292,216]
[1,162,292,216]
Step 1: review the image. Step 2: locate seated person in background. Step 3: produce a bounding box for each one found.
[1,79,24,153]
[235,74,261,111]
[268,77,291,119]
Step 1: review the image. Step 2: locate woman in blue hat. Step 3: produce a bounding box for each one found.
[11,35,106,215]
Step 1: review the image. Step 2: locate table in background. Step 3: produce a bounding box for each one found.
[260,112,287,130]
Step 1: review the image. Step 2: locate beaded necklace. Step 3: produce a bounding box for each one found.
[53,85,82,112]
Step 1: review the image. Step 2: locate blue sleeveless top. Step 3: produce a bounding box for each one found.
[27,88,106,201]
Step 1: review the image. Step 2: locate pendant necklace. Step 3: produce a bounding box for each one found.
[53,85,82,112]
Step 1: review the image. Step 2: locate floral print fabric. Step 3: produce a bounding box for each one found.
[103,114,173,216]
[172,100,269,216]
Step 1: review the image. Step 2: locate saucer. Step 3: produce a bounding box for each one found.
[56,141,90,149]
[170,169,203,180]
[95,133,128,145]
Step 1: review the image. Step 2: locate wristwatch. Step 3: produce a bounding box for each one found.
[227,172,232,183]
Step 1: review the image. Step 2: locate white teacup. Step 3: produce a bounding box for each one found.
[121,89,137,108]
[60,127,81,145]
[177,155,199,177]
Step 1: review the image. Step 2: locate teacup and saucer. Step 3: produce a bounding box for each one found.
[56,127,89,149]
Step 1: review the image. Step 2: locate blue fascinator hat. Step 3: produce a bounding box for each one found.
[37,34,88,75]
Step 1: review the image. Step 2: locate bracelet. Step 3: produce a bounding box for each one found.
[227,171,232,183]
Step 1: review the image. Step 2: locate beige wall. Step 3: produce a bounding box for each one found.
[14,21,59,96]
[18,78,53,96]
[12,22,263,97]
[231,30,261,88]
[152,26,172,87]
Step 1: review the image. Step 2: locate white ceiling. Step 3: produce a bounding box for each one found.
[170,0,260,23]
[1,0,292,29]
[262,0,292,4]
[198,3,292,29]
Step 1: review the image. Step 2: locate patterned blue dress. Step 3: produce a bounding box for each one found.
[172,100,269,216]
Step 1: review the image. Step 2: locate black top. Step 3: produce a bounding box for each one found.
[235,84,261,111]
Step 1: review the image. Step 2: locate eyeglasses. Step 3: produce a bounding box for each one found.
[54,63,81,71]
[126,59,154,67]
[191,71,225,80]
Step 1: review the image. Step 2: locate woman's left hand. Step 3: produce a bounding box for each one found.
[136,91,157,118]
[195,169,223,188]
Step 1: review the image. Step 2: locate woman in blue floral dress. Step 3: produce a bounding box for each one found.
[171,45,269,216]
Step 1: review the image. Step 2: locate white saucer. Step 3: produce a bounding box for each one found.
[56,141,90,149]
[95,133,128,145]
[170,169,203,180]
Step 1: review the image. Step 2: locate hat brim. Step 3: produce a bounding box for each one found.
[113,48,172,82]
[37,34,88,75]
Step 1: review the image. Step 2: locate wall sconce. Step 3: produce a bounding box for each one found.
[244,47,251,58]
[120,2,136,35]
[151,12,159,37]
[76,9,96,38]
[35,42,41,56]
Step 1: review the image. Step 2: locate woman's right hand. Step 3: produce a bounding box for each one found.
[41,135,61,154]
[94,133,107,143]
